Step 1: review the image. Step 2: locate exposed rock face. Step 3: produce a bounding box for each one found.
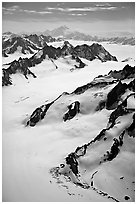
[60,41,75,56]
[2,50,8,57]
[128,79,135,92]
[109,64,135,80]
[2,69,12,86]
[127,113,135,137]
[2,57,36,86]
[72,79,117,95]
[74,43,117,62]
[63,101,80,122]
[106,81,127,110]
[24,34,56,47]
[26,93,65,126]
[65,153,79,175]
[72,55,86,68]
[74,44,95,61]
[90,43,117,62]
[26,103,53,127]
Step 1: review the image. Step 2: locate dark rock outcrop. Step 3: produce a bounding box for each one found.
[2,57,36,85]
[128,79,135,92]
[66,153,79,175]
[108,95,134,127]
[124,195,130,200]
[127,113,135,137]
[26,93,65,126]
[2,69,12,86]
[90,43,117,62]
[24,34,56,47]
[63,101,80,122]
[106,81,127,109]
[74,43,117,62]
[26,102,53,127]
[74,44,95,61]
[109,64,135,80]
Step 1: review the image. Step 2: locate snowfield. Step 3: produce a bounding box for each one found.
[2,41,135,201]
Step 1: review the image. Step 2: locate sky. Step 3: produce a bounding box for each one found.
[2,2,135,36]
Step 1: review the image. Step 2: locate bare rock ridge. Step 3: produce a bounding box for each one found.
[108,64,135,80]
[2,36,40,56]
[2,34,56,56]
[74,43,117,62]
[24,34,56,47]
[2,41,117,86]
[2,57,37,86]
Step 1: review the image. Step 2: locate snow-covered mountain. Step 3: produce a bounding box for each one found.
[2,38,135,202]
[2,29,135,59]
[2,36,40,56]
[26,64,135,202]
[2,33,57,57]
[2,41,118,86]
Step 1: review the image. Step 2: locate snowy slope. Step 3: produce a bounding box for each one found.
[2,42,135,202]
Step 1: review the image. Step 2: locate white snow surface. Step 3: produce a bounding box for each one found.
[2,41,135,201]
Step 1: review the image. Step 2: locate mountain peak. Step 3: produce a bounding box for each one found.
[58,25,69,30]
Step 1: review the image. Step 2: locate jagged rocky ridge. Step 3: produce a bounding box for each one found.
[2,57,37,86]
[26,64,134,127]
[2,36,40,56]
[24,34,56,47]
[2,41,117,86]
[2,33,57,57]
[29,41,117,64]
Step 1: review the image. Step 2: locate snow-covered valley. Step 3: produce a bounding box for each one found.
[2,40,135,202]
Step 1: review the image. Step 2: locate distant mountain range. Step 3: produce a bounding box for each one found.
[2,26,135,57]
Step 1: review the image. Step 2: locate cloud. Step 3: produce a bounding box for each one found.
[69,13,87,16]
[3,5,20,12]
[37,11,52,15]
[3,6,52,15]
[45,6,118,12]
[21,9,52,14]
